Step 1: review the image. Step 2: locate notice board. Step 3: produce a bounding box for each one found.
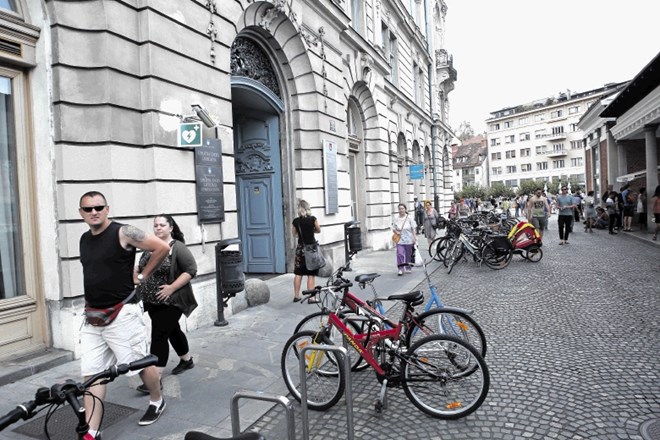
[194,139,224,223]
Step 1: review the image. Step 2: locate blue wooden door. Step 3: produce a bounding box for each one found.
[235,112,285,273]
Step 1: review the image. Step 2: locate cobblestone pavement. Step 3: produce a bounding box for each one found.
[250,226,660,439]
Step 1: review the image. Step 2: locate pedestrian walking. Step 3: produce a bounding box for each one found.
[78,191,169,433]
[526,188,551,238]
[414,197,424,234]
[637,187,648,232]
[392,203,417,276]
[652,185,660,241]
[135,215,197,395]
[422,200,439,245]
[572,190,583,222]
[606,191,620,235]
[292,200,321,302]
[583,191,597,233]
[556,186,576,244]
[621,184,636,231]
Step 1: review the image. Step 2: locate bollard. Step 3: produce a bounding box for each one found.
[230,391,295,440]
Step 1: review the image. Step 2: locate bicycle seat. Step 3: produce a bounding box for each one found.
[387,290,424,307]
[355,273,380,283]
[184,432,265,440]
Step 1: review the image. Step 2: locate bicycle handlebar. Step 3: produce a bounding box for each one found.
[0,354,158,432]
[302,281,353,298]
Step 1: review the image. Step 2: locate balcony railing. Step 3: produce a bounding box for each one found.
[544,149,567,157]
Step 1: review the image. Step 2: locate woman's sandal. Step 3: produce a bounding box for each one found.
[293,297,301,303]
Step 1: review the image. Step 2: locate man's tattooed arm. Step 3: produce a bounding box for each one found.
[121,225,146,243]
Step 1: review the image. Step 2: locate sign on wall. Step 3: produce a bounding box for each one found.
[409,164,424,180]
[179,122,203,147]
[323,139,339,214]
[194,139,224,223]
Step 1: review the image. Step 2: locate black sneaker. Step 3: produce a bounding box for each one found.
[138,400,166,426]
[136,379,162,395]
[171,357,194,375]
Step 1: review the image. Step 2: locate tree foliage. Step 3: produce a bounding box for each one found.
[487,182,515,199]
[456,121,475,142]
[457,184,487,200]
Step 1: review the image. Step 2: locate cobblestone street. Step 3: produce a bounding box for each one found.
[251,226,660,439]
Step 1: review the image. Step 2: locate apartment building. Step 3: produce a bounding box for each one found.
[451,135,488,192]
[486,84,627,190]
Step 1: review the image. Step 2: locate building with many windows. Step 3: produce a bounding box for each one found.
[485,84,626,190]
[0,0,457,360]
[451,135,488,192]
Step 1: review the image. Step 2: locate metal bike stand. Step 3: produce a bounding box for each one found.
[230,391,295,440]
[299,345,354,440]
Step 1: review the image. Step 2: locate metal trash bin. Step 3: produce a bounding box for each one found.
[215,238,244,326]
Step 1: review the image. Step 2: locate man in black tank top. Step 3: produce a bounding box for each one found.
[79,191,170,432]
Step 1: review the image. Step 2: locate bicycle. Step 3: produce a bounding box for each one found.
[0,355,158,439]
[444,224,512,274]
[294,257,487,362]
[282,283,490,419]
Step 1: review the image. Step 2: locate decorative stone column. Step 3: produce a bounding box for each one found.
[644,124,659,229]
[606,122,619,191]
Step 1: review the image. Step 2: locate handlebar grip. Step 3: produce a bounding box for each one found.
[127,354,158,372]
[0,401,36,431]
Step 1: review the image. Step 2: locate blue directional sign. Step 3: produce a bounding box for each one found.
[409,164,424,180]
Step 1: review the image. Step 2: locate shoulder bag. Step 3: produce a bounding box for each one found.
[297,222,326,271]
[84,289,137,327]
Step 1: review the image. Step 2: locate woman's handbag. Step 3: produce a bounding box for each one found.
[296,222,326,271]
[392,232,401,244]
[303,242,326,271]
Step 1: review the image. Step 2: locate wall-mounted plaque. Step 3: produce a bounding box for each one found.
[195,139,224,223]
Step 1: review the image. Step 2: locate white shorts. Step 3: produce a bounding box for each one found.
[80,303,148,377]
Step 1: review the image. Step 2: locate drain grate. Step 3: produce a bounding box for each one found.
[13,401,138,439]
[641,419,660,440]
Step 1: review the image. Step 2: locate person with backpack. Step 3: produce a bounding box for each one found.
[621,185,636,231]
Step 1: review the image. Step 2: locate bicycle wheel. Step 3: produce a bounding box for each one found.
[434,237,452,262]
[523,245,543,262]
[294,311,366,371]
[402,335,489,419]
[481,242,512,270]
[280,330,345,411]
[405,309,487,359]
[446,242,464,274]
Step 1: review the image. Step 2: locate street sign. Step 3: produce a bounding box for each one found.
[178,122,203,147]
[409,164,424,180]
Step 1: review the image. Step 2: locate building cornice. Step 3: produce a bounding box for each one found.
[609,84,660,140]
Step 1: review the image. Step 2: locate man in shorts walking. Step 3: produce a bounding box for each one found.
[527,187,551,238]
[79,191,170,435]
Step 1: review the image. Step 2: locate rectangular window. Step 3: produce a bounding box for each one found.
[491,152,501,160]
[351,0,364,33]
[536,145,546,154]
[505,179,518,187]
[519,117,528,125]
[492,167,502,175]
[570,140,583,149]
[534,113,545,122]
[553,159,565,168]
[0,75,24,299]
[521,163,532,172]
[571,157,583,167]
[519,132,530,141]
[491,123,500,131]
[520,148,531,157]
[551,126,564,135]
[537,162,548,170]
[535,129,547,139]
[389,34,398,84]
[505,150,516,159]
[568,105,580,114]
[505,135,515,144]
[504,121,512,128]
[506,165,517,173]
[569,123,578,132]
[552,143,564,152]
[550,109,563,118]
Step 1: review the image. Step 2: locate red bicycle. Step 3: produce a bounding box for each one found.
[281,282,490,419]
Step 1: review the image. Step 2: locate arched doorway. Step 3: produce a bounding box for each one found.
[231,37,286,273]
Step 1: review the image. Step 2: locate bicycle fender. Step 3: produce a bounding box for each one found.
[421,306,474,316]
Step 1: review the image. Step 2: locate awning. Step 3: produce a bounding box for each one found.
[616,165,660,183]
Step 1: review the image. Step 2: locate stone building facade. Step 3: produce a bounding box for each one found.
[0,0,456,359]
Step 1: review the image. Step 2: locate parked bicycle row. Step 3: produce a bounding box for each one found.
[429,213,543,274]
[281,252,490,420]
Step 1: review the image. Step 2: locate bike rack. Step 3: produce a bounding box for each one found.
[230,391,296,440]
[299,345,354,440]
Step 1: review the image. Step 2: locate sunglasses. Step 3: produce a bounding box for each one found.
[80,205,106,213]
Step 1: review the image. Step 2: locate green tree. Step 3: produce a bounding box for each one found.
[487,182,515,199]
[517,179,546,196]
[458,184,486,200]
[456,121,475,142]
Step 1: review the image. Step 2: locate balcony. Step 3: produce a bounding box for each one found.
[545,148,567,157]
[547,132,566,141]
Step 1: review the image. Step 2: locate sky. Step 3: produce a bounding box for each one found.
[445,0,660,135]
